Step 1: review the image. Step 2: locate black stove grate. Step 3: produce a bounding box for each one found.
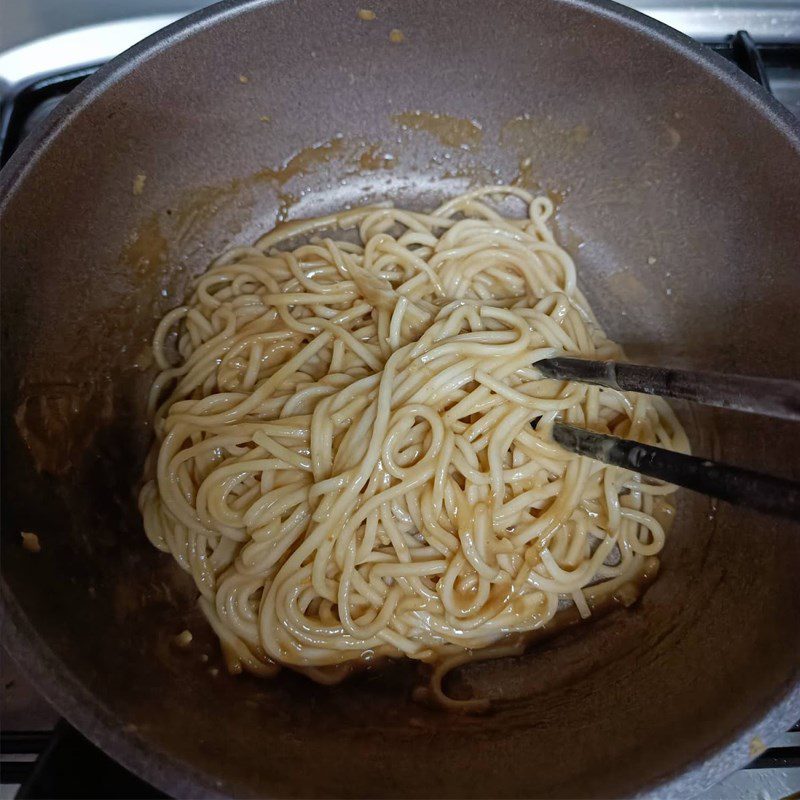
[2,721,799,796]
[1,724,164,798]
[0,65,98,166]
[709,30,800,97]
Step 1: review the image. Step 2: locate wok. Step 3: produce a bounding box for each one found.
[1,0,799,796]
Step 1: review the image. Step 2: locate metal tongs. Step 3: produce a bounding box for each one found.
[537,357,800,520]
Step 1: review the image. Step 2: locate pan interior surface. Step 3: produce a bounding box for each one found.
[1,0,799,797]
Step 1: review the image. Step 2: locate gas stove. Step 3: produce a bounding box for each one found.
[1,3,799,798]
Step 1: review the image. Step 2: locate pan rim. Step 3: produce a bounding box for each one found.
[1,0,799,797]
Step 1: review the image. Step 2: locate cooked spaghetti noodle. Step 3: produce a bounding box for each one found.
[139,186,688,708]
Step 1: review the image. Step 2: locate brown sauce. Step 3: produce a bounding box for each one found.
[14,381,113,476]
[267,553,664,711]
[392,111,483,150]
[253,137,346,185]
[500,114,591,152]
[358,145,396,172]
[121,212,169,279]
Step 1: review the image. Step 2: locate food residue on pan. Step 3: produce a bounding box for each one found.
[254,136,346,185]
[238,74,249,84]
[174,630,193,648]
[21,531,41,553]
[570,123,590,145]
[392,111,483,150]
[170,183,248,247]
[749,736,767,759]
[357,8,375,20]
[389,28,405,43]
[129,133,436,253]
[132,341,154,371]
[148,135,350,244]
[121,212,170,284]
[274,191,299,225]
[15,381,114,476]
[259,115,271,123]
[659,123,682,153]
[501,114,591,152]
[133,173,147,195]
[513,156,537,188]
[358,145,395,171]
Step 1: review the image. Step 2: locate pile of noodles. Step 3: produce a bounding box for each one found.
[140,186,688,709]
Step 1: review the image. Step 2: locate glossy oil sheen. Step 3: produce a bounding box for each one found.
[1,0,799,797]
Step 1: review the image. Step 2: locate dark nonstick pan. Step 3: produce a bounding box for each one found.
[1,0,799,797]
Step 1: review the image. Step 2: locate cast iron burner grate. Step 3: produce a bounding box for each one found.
[2,720,799,797]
